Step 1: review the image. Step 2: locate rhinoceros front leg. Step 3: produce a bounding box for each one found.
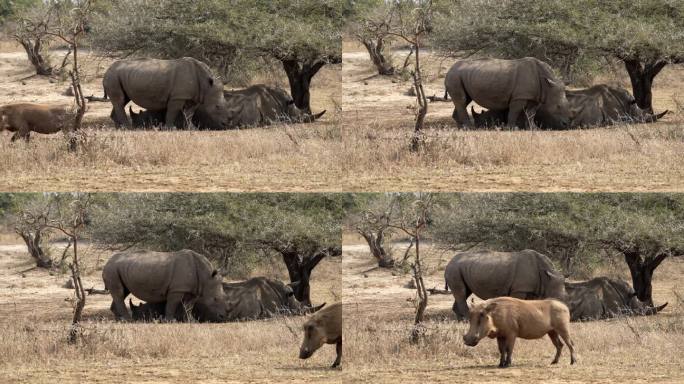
[164,99,186,129]
[507,100,527,130]
[165,292,184,321]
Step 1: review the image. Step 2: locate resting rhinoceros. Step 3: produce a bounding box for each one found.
[102,249,228,322]
[445,57,571,129]
[561,84,668,127]
[471,84,669,129]
[219,84,326,128]
[103,57,230,129]
[219,277,324,320]
[0,103,73,142]
[130,277,324,322]
[128,85,325,129]
[444,249,566,321]
[564,277,668,321]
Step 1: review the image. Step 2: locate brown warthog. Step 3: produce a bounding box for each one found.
[102,249,228,322]
[463,297,577,368]
[0,103,73,141]
[299,302,342,368]
[445,57,571,129]
[445,249,566,321]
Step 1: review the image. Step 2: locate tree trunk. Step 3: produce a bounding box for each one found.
[68,236,86,343]
[18,39,53,76]
[410,41,427,152]
[622,250,668,306]
[623,58,668,114]
[281,59,327,114]
[17,230,52,268]
[280,247,339,306]
[360,230,394,268]
[362,39,395,76]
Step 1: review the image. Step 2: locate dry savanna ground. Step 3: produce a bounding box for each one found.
[342,237,684,383]
[0,237,342,383]
[0,41,341,192]
[341,40,684,191]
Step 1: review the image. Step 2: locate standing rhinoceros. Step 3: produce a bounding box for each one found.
[102,249,228,322]
[445,249,566,321]
[445,57,571,129]
[564,277,668,321]
[103,57,230,129]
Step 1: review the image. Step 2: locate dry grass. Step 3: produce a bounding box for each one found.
[341,43,684,192]
[0,241,342,383]
[0,44,342,192]
[342,239,684,383]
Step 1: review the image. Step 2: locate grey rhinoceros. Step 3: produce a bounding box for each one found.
[445,57,571,129]
[217,277,324,320]
[218,84,326,128]
[471,84,669,129]
[128,85,325,129]
[561,84,668,128]
[564,277,667,321]
[444,249,566,321]
[103,57,230,129]
[102,249,228,322]
[130,277,325,322]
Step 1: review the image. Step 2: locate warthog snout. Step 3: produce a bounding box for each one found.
[463,335,479,347]
[299,347,313,359]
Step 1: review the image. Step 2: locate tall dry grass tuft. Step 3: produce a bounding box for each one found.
[0,123,342,191]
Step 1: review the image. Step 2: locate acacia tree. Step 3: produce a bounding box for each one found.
[346,194,400,268]
[9,2,57,75]
[48,0,92,143]
[432,0,684,113]
[348,0,396,76]
[431,193,684,306]
[386,0,433,151]
[87,193,344,306]
[386,193,434,343]
[92,0,342,113]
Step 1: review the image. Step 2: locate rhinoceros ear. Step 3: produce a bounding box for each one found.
[545,78,562,88]
[208,77,214,87]
[211,269,219,278]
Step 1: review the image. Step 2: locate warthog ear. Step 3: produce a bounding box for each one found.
[483,301,497,314]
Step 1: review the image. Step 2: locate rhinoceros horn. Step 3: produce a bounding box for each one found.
[305,302,326,314]
[644,302,668,315]
[653,110,669,121]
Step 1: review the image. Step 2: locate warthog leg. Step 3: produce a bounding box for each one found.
[557,326,576,364]
[501,335,516,368]
[332,338,342,368]
[548,330,564,364]
[497,337,507,367]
